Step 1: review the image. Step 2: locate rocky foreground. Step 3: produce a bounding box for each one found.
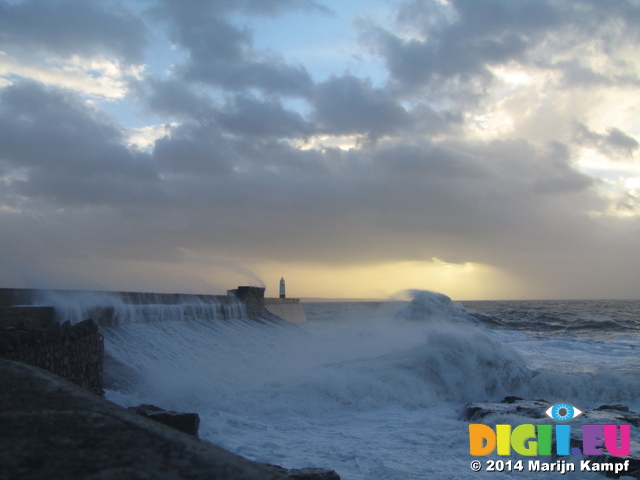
[463,396,640,479]
[0,359,339,480]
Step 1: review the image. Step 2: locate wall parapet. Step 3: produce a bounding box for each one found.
[227,286,267,318]
[0,285,304,398]
[0,315,103,395]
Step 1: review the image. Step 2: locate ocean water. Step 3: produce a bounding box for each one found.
[90,291,640,479]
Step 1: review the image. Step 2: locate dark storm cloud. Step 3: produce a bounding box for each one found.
[0,84,608,268]
[140,133,600,268]
[0,76,628,297]
[217,95,313,138]
[0,0,147,62]
[151,0,314,96]
[133,77,219,121]
[1,0,640,298]
[367,0,640,94]
[367,0,560,91]
[0,81,157,207]
[136,77,314,139]
[312,75,410,139]
[151,126,234,176]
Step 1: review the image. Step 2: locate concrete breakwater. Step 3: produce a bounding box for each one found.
[0,285,307,325]
[0,285,307,396]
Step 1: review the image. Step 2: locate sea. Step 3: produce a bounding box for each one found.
[71,290,640,479]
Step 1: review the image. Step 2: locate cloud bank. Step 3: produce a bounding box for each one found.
[1,0,639,299]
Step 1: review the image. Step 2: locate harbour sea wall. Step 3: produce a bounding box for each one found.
[0,286,306,324]
[0,285,307,395]
[264,297,307,324]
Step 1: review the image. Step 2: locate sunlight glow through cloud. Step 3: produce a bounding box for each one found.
[0,51,143,100]
[1,0,640,299]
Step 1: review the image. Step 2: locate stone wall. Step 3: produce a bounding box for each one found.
[0,313,103,396]
[0,306,55,327]
[0,288,35,307]
[228,286,267,318]
[0,285,293,399]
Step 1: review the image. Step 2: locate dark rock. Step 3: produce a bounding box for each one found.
[464,406,488,421]
[596,404,630,413]
[0,360,334,480]
[128,404,200,437]
[502,395,524,403]
[265,464,341,480]
[0,337,12,353]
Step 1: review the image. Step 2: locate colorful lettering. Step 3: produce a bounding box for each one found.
[468,423,630,457]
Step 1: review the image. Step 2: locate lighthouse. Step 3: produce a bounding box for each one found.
[279,277,286,299]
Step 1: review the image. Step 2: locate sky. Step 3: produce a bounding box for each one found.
[1,0,639,301]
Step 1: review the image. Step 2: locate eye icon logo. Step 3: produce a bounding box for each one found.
[545,403,584,422]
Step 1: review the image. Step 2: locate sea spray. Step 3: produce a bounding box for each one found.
[95,291,640,479]
[35,289,245,326]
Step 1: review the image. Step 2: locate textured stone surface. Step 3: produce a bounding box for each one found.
[228,286,268,318]
[0,360,339,480]
[0,316,103,395]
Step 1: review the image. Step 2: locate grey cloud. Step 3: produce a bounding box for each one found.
[0,78,600,264]
[217,95,313,138]
[1,0,638,299]
[151,0,327,22]
[0,79,628,297]
[606,128,639,156]
[152,123,234,176]
[367,0,560,91]
[152,0,314,96]
[0,0,147,63]
[556,60,640,88]
[134,77,219,121]
[180,51,314,97]
[231,0,330,17]
[312,75,410,139]
[573,122,639,159]
[615,192,640,215]
[530,142,596,194]
[409,105,464,136]
[0,81,157,207]
[370,142,487,180]
[137,77,314,139]
[153,137,599,267]
[367,0,640,94]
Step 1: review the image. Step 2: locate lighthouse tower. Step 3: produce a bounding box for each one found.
[279,277,286,299]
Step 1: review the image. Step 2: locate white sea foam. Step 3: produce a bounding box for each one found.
[94,290,640,479]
